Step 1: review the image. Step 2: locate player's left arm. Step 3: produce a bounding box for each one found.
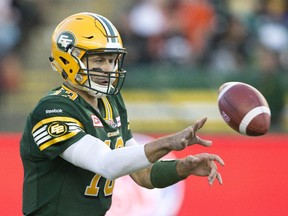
[130,154,224,189]
[127,138,224,188]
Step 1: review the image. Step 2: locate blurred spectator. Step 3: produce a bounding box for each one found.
[248,0,288,68]
[0,0,21,57]
[201,14,252,73]
[0,0,41,106]
[13,0,42,48]
[249,0,287,131]
[256,1,288,48]
[156,0,194,65]
[0,0,22,103]
[175,0,216,60]
[125,0,167,63]
[253,46,286,131]
[121,0,194,65]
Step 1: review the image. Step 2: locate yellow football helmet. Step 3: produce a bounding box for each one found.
[50,12,127,97]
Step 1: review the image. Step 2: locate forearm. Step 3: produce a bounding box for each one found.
[144,135,174,163]
[130,166,154,189]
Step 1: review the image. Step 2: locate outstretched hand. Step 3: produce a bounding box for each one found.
[144,117,215,164]
[177,153,225,185]
[169,117,212,151]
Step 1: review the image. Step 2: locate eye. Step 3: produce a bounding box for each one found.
[93,58,104,64]
[109,59,115,64]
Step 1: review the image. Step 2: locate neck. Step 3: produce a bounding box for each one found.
[64,82,99,110]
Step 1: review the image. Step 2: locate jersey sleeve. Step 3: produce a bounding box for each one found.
[30,96,86,159]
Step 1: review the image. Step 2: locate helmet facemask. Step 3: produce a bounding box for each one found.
[69,46,127,98]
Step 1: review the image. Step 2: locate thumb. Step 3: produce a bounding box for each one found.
[197,136,212,147]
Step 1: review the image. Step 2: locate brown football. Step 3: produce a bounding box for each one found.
[218,82,271,136]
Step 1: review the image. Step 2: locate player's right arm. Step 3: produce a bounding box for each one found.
[60,118,216,181]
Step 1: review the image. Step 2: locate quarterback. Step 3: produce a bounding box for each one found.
[20,12,224,216]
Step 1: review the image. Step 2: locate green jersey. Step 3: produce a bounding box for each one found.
[20,84,132,216]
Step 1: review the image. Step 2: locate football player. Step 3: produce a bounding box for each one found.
[20,12,224,216]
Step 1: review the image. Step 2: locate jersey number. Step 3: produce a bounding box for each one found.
[84,137,124,197]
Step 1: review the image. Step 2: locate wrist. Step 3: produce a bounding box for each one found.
[176,159,190,178]
[150,160,186,188]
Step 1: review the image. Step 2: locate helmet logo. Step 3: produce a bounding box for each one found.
[57,32,75,51]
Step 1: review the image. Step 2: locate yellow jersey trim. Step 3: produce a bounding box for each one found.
[39,131,78,151]
[101,97,113,121]
[32,116,84,133]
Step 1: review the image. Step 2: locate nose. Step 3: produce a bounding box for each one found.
[101,60,114,72]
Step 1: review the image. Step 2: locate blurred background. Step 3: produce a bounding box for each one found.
[0,0,288,133]
[1,0,288,216]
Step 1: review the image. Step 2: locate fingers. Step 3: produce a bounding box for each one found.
[197,136,212,147]
[190,153,225,185]
[208,162,223,185]
[208,171,223,186]
[210,154,225,166]
[185,118,213,147]
[193,117,208,131]
[189,153,225,166]
[207,155,224,185]
[184,117,208,140]
[216,172,223,185]
[197,153,225,165]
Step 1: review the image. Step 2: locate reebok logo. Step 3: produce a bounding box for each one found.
[46,109,63,114]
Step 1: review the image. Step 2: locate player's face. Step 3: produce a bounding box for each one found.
[82,54,118,86]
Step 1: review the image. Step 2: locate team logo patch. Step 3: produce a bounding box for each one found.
[116,116,121,127]
[47,122,68,137]
[91,114,103,127]
[106,119,117,128]
[57,32,75,51]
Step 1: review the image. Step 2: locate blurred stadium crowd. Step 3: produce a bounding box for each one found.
[120,0,288,68]
[0,0,287,132]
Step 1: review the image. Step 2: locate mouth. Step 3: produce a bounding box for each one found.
[95,79,109,86]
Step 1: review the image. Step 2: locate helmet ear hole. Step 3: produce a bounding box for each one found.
[59,57,69,65]
[61,71,68,79]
